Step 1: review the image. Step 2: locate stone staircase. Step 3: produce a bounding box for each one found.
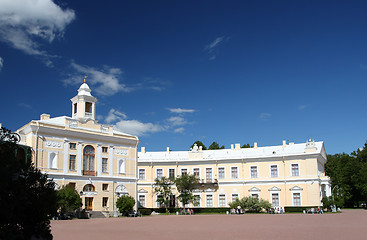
[89,211,108,218]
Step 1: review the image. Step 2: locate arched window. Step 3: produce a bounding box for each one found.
[49,152,58,169]
[119,159,125,174]
[83,184,95,192]
[83,145,95,174]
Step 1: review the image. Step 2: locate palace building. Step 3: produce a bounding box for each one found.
[16,82,139,216]
[137,141,331,209]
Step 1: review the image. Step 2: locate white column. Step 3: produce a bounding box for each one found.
[109,145,114,176]
[77,142,83,175]
[64,139,69,174]
[97,144,102,176]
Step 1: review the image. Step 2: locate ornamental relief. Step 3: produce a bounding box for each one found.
[44,141,62,149]
[115,148,128,156]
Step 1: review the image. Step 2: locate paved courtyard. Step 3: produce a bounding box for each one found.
[51,209,367,240]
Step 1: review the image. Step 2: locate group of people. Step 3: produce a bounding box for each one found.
[231,206,244,214]
[268,207,284,214]
[180,208,194,215]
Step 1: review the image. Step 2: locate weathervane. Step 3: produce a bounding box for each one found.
[84,75,88,83]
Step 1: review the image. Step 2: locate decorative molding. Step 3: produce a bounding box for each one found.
[249,187,261,192]
[268,186,281,191]
[138,188,148,193]
[44,141,62,149]
[115,148,128,156]
[289,186,303,191]
[115,184,127,193]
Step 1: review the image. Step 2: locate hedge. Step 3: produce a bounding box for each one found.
[284,206,319,213]
[138,207,230,214]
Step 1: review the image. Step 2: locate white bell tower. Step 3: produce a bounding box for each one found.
[70,77,97,122]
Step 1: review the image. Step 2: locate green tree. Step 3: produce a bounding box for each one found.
[0,127,58,240]
[116,195,135,216]
[153,177,173,213]
[241,143,252,148]
[229,196,271,213]
[174,174,199,212]
[57,184,82,215]
[208,141,225,150]
[190,141,207,150]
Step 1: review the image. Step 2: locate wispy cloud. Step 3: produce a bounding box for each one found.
[0,56,3,71]
[168,108,196,114]
[0,0,75,65]
[18,102,32,109]
[167,116,187,126]
[204,36,228,60]
[115,120,165,136]
[260,112,272,121]
[174,127,185,133]
[63,61,132,96]
[105,109,127,124]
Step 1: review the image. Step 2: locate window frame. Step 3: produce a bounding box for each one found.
[270,164,278,178]
[218,167,225,179]
[231,166,238,179]
[250,165,258,178]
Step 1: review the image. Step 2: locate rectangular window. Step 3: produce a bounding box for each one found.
[231,194,239,203]
[102,158,108,173]
[139,169,145,180]
[271,165,278,177]
[218,167,225,179]
[231,167,238,179]
[193,195,200,207]
[181,169,188,175]
[193,168,200,178]
[251,194,259,198]
[251,166,258,178]
[206,168,212,181]
[69,143,76,150]
[156,169,163,179]
[293,193,301,206]
[206,195,213,207]
[272,193,279,206]
[102,184,108,191]
[139,195,146,207]
[69,155,76,171]
[291,164,299,176]
[102,197,108,207]
[169,169,175,179]
[102,147,108,153]
[219,194,226,207]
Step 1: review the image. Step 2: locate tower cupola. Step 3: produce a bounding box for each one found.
[71,78,97,122]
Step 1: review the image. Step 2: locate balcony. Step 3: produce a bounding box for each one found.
[83,170,96,176]
[194,179,218,189]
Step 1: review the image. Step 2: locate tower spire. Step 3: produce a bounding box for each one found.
[84,76,88,83]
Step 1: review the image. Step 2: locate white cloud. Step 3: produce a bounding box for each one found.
[0,0,75,62]
[0,56,3,71]
[63,62,132,96]
[168,108,196,114]
[105,109,127,124]
[204,36,224,52]
[115,120,164,136]
[260,112,272,121]
[167,116,186,126]
[174,127,185,133]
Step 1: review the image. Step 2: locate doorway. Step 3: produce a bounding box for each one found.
[85,197,93,211]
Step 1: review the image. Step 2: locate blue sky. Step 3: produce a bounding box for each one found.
[1,0,367,154]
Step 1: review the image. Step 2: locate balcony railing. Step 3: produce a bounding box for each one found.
[193,179,218,189]
[83,170,96,176]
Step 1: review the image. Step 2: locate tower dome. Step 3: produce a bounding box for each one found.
[78,82,92,96]
[71,79,97,122]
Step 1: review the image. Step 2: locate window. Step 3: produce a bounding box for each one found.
[102,147,108,153]
[293,193,301,206]
[219,194,226,207]
[271,165,278,177]
[291,164,299,176]
[156,169,163,179]
[251,194,259,198]
[69,143,76,150]
[206,168,212,181]
[69,155,76,171]
[169,169,175,179]
[206,195,213,207]
[139,169,146,180]
[102,197,108,207]
[181,169,188,175]
[85,102,92,113]
[102,158,108,173]
[251,166,258,178]
[157,195,164,208]
[139,195,146,207]
[83,145,95,172]
[272,193,279,206]
[218,167,225,179]
[102,184,108,191]
[231,194,239,203]
[193,168,200,178]
[231,167,238,179]
[193,195,200,207]
[73,103,77,114]
[83,184,95,192]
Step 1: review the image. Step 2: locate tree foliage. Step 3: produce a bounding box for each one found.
[57,184,82,214]
[241,143,252,148]
[190,141,207,150]
[174,174,199,211]
[0,127,58,240]
[153,177,173,213]
[228,196,271,213]
[116,195,135,215]
[325,142,367,207]
[208,141,225,150]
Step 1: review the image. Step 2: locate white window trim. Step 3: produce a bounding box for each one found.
[193,168,200,179]
[205,194,214,208]
[270,164,279,178]
[156,168,164,179]
[218,193,227,207]
[231,193,240,203]
[138,194,146,208]
[168,168,176,178]
[231,166,238,179]
[269,190,281,207]
[250,165,258,178]
[217,166,226,179]
[290,163,300,177]
[138,168,146,180]
[180,168,188,175]
[205,168,213,180]
[292,192,302,206]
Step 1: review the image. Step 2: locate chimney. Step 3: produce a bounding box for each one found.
[254,142,258,149]
[199,146,203,151]
[40,113,50,120]
[167,147,170,152]
[141,147,145,153]
[283,140,286,147]
[231,144,234,150]
[235,143,241,150]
